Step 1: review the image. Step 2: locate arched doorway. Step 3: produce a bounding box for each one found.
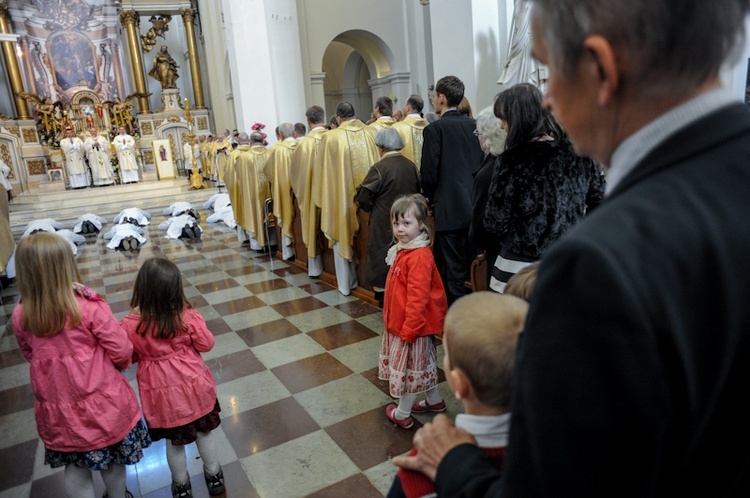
[321,30,401,122]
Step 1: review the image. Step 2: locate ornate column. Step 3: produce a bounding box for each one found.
[0,2,30,119]
[119,10,150,113]
[109,39,126,100]
[180,8,205,109]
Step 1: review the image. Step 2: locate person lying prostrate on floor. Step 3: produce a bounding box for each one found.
[22,218,64,237]
[113,208,151,226]
[21,223,85,256]
[205,204,236,229]
[158,214,202,240]
[72,213,107,235]
[104,224,147,251]
[203,193,231,212]
[163,202,198,218]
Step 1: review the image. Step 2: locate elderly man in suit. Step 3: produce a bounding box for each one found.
[421,75,484,304]
[395,1,750,496]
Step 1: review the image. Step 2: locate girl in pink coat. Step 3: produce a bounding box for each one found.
[120,258,224,498]
[12,233,150,498]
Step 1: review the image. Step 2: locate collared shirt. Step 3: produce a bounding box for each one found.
[407,113,421,118]
[607,88,738,194]
[455,412,511,448]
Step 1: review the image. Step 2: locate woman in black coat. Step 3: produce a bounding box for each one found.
[470,83,605,292]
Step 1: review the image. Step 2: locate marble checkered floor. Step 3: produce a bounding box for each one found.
[0,211,462,497]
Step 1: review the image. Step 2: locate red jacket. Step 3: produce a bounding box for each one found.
[383,247,447,342]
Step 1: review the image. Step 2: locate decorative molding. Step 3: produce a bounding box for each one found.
[419,0,429,5]
[0,3,11,24]
[22,128,38,143]
[28,159,46,175]
[153,119,164,128]
[167,115,181,123]
[197,117,208,130]
[119,10,140,27]
[0,143,13,178]
[5,126,19,137]
[143,149,154,165]
[141,121,153,135]
[180,8,196,24]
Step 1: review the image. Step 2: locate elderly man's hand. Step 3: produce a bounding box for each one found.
[392,414,477,481]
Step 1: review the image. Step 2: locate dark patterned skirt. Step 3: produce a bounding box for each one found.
[45,420,152,471]
[148,399,222,445]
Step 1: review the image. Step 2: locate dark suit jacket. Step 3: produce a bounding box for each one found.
[421,110,484,231]
[436,103,750,496]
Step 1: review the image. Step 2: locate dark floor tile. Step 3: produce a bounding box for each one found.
[206,349,266,385]
[108,298,133,314]
[362,367,391,397]
[271,353,353,394]
[270,296,328,317]
[0,383,35,416]
[244,278,291,294]
[307,472,384,498]
[298,280,336,295]
[170,253,208,264]
[194,278,240,294]
[180,265,219,278]
[204,317,232,335]
[272,266,304,277]
[0,347,27,368]
[224,264,266,277]
[307,321,379,350]
[222,397,319,458]
[29,467,64,498]
[105,280,138,294]
[211,295,266,316]
[0,439,38,492]
[235,319,302,348]
[143,460,259,498]
[334,299,382,318]
[326,406,420,471]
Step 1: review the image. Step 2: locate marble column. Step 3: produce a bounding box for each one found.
[0,3,30,119]
[180,8,205,109]
[119,10,150,113]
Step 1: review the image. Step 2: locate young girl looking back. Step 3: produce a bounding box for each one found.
[379,194,448,429]
[12,233,150,498]
[120,258,224,498]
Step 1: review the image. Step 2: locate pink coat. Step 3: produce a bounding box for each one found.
[120,309,217,429]
[12,288,141,452]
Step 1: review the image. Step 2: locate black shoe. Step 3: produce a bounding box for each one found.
[86,221,98,234]
[120,238,131,251]
[102,489,134,498]
[182,227,196,239]
[171,480,192,498]
[204,468,224,496]
[80,223,89,234]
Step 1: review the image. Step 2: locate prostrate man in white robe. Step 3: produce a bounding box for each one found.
[113,125,139,184]
[61,129,89,189]
[72,213,107,235]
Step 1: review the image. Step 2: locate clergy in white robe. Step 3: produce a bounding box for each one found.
[113,126,139,183]
[84,129,114,186]
[61,129,89,189]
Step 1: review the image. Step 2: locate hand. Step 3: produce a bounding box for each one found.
[392,414,477,481]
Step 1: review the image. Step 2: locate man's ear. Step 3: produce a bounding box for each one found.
[583,35,620,106]
[449,368,471,401]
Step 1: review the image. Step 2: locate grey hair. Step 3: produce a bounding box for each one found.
[374,128,404,151]
[278,122,294,138]
[532,0,750,96]
[237,132,249,144]
[475,106,506,156]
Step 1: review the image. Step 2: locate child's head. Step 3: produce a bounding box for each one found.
[443,292,528,412]
[130,258,190,339]
[504,261,540,302]
[16,233,82,336]
[391,193,431,244]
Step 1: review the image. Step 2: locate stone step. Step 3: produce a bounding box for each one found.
[9,179,223,237]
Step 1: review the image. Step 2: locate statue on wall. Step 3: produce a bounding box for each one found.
[141,15,171,53]
[148,45,180,90]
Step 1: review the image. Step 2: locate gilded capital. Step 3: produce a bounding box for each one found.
[119,10,140,27]
[180,8,195,24]
[0,3,12,25]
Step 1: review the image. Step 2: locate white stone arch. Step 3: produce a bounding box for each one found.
[320,29,408,120]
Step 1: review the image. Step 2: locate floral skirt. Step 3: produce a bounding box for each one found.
[45,420,152,471]
[148,399,222,445]
[378,333,439,398]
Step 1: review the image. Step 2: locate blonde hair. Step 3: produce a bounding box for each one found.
[445,292,528,408]
[16,233,82,336]
[504,261,540,302]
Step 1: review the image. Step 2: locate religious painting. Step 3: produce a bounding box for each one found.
[47,31,99,92]
[152,139,175,180]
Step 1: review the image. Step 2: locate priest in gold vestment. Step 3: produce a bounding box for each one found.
[315,102,379,295]
[392,94,429,170]
[214,134,230,186]
[290,106,327,277]
[264,123,298,261]
[368,96,397,133]
[227,132,272,249]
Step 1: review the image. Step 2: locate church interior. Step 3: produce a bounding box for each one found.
[2,0,750,497]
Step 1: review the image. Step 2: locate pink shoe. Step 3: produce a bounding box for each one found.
[412,400,446,413]
[385,404,414,429]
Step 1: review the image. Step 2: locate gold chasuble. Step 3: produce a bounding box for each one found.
[236,145,271,245]
[368,116,396,133]
[290,127,326,257]
[264,139,298,239]
[224,147,242,223]
[216,139,230,183]
[315,119,379,260]
[392,115,428,170]
[205,141,217,177]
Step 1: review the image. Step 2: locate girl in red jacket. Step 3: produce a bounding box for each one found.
[12,233,150,498]
[379,194,448,429]
[121,258,224,498]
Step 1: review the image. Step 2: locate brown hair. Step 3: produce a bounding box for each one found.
[390,193,432,244]
[504,261,540,302]
[444,292,528,409]
[16,233,82,336]
[130,258,191,339]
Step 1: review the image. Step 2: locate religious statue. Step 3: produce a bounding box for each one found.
[141,15,171,53]
[148,45,180,90]
[16,93,61,134]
